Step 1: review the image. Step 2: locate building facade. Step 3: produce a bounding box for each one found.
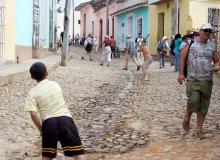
[0,0,58,64]
[76,0,117,47]
[0,0,16,64]
[148,0,220,54]
[111,0,149,49]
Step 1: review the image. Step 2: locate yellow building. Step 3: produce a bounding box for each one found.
[0,0,16,63]
[148,0,220,54]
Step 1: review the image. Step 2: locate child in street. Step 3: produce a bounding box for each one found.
[138,40,153,81]
[24,62,86,160]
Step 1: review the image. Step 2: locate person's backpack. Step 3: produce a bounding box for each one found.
[157,40,166,52]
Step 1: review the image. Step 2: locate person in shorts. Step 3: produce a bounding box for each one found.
[24,62,86,160]
[138,40,153,81]
[178,23,220,136]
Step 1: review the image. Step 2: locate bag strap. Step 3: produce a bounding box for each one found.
[185,40,194,63]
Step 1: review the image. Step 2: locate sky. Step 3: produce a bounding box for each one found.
[75,0,89,6]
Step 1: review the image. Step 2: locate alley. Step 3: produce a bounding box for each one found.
[0,47,220,160]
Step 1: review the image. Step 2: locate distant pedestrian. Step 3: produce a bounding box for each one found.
[178,23,220,136]
[93,36,99,53]
[135,33,145,70]
[157,36,171,68]
[25,62,86,160]
[122,35,140,70]
[110,36,116,58]
[100,35,112,67]
[138,40,153,81]
[174,33,182,72]
[82,34,94,61]
[170,35,175,66]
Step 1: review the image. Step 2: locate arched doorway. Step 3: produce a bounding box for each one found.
[99,19,103,47]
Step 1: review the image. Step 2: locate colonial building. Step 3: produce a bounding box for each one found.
[0,0,57,64]
[111,0,149,49]
[76,0,117,46]
[148,0,220,53]
[0,0,16,64]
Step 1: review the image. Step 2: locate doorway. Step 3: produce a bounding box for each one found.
[158,12,164,41]
[99,19,103,47]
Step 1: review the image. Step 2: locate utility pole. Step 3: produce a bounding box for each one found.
[61,0,71,66]
[174,0,179,35]
[106,0,110,36]
[72,0,75,43]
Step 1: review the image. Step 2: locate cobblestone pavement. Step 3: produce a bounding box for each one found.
[0,47,220,160]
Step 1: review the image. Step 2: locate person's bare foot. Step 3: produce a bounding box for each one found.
[183,119,190,131]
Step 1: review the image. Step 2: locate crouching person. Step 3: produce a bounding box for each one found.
[24,62,86,160]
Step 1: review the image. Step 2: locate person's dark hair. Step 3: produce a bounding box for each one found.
[175,33,181,40]
[111,36,113,38]
[182,35,189,41]
[30,62,48,81]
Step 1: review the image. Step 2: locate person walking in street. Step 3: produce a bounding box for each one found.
[157,36,171,69]
[110,36,116,58]
[82,34,94,61]
[138,40,153,81]
[122,35,140,70]
[174,33,182,72]
[135,33,145,70]
[24,62,86,160]
[93,36,99,53]
[178,23,220,136]
[170,35,175,67]
[100,35,112,67]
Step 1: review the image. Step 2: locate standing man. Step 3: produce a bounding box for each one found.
[178,23,220,136]
[110,36,116,58]
[122,35,140,70]
[135,33,145,70]
[157,36,171,69]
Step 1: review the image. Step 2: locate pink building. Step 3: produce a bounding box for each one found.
[75,0,117,46]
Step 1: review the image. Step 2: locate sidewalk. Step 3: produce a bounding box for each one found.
[0,54,61,86]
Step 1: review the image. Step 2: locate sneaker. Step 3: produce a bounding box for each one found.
[81,56,85,60]
[100,63,103,66]
[122,67,128,70]
[143,77,149,81]
[107,64,109,67]
[90,59,94,61]
[137,65,141,71]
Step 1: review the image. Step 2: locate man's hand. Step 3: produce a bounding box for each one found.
[178,74,185,85]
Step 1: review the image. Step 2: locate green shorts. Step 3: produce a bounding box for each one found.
[186,80,213,115]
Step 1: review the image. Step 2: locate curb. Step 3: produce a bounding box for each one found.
[0,56,61,87]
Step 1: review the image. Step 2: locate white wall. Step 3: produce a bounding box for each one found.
[189,0,220,29]
[56,10,81,40]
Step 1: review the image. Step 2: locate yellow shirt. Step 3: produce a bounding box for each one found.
[24,79,72,121]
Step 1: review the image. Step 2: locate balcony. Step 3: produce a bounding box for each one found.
[148,0,166,5]
[116,0,147,12]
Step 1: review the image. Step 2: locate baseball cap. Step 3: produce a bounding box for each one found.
[162,36,168,40]
[200,23,213,30]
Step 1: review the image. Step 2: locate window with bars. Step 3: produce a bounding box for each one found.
[0,0,5,60]
[127,15,133,36]
[137,18,142,35]
[208,8,220,27]
[121,22,125,45]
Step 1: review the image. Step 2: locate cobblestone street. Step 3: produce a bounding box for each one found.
[0,47,220,160]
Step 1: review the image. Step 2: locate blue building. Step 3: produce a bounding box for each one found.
[111,0,149,49]
[15,0,57,62]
